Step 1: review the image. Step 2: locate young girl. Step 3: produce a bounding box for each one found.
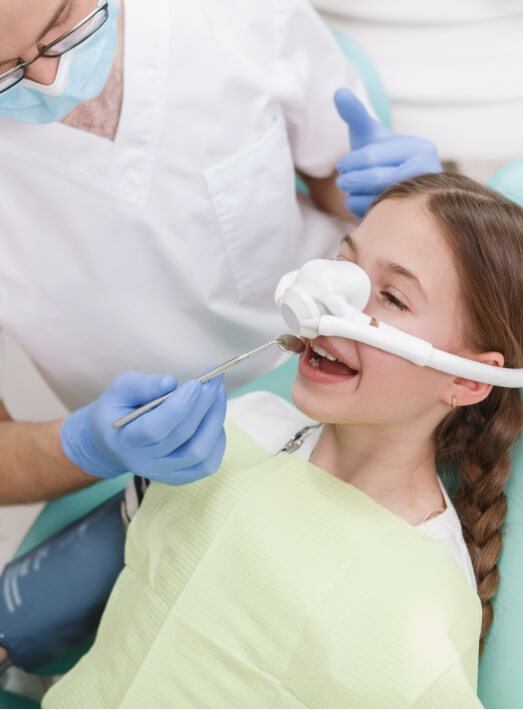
[44,174,523,708]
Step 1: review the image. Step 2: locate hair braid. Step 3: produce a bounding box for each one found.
[435,388,522,652]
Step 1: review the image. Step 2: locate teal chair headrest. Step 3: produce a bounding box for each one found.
[488,159,523,208]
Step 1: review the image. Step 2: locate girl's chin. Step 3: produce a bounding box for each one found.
[291,377,357,423]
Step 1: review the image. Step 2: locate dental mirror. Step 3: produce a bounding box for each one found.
[113,334,305,429]
[276,333,305,354]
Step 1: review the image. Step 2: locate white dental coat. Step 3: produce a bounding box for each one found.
[0,0,369,412]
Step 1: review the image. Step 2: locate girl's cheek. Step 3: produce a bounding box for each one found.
[359,344,431,393]
[358,343,403,374]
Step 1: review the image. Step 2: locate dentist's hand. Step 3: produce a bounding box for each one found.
[334,89,442,218]
[60,372,227,486]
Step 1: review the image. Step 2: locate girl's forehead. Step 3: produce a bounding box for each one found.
[359,198,436,243]
[355,200,453,267]
[352,198,460,301]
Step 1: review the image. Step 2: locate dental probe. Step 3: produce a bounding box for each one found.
[112,334,305,429]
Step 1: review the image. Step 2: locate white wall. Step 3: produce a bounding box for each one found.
[313,0,523,164]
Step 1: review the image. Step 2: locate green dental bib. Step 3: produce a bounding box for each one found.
[44,421,482,709]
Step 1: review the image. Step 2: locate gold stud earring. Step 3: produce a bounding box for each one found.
[450,394,457,408]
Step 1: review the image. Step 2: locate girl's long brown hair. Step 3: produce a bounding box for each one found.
[374,173,523,652]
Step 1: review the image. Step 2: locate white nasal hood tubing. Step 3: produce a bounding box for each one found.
[275,259,523,388]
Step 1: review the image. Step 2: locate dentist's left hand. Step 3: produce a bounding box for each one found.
[60,372,227,486]
[334,89,442,218]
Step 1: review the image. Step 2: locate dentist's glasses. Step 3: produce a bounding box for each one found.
[0,2,109,95]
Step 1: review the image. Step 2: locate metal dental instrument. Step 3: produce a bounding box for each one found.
[112,334,305,429]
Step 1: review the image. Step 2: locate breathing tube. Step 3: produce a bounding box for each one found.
[275,260,523,388]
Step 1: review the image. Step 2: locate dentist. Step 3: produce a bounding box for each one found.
[0,0,441,502]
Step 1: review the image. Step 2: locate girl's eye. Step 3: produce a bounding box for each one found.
[333,260,408,312]
[381,291,408,312]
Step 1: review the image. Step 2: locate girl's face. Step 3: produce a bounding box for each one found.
[293,197,466,426]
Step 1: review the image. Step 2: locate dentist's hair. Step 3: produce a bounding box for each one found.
[373,172,523,652]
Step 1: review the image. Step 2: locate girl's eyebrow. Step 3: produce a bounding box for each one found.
[342,233,428,302]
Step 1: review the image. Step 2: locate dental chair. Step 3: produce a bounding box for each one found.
[1,48,522,710]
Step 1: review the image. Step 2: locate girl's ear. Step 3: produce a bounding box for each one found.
[442,352,505,407]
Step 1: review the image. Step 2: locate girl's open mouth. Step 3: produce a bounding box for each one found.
[299,339,359,384]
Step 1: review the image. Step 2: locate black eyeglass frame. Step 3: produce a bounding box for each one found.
[0,2,109,95]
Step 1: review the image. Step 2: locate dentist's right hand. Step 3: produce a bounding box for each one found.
[60,372,227,486]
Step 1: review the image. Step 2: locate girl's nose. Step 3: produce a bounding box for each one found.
[25,56,60,85]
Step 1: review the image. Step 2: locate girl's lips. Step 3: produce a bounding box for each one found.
[299,341,360,385]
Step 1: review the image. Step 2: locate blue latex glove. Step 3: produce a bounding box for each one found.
[0,492,125,673]
[334,88,442,218]
[61,372,227,485]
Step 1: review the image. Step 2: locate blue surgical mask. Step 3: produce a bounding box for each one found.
[0,0,120,124]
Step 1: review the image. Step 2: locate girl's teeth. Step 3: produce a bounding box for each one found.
[311,343,338,362]
[309,357,320,368]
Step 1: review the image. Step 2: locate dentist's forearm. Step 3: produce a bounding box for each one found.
[299,170,357,221]
[0,403,94,504]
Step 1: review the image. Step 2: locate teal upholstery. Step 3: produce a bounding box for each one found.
[488,159,523,208]
[232,357,296,402]
[0,689,39,709]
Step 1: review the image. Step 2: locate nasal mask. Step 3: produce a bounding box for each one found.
[275,259,523,388]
